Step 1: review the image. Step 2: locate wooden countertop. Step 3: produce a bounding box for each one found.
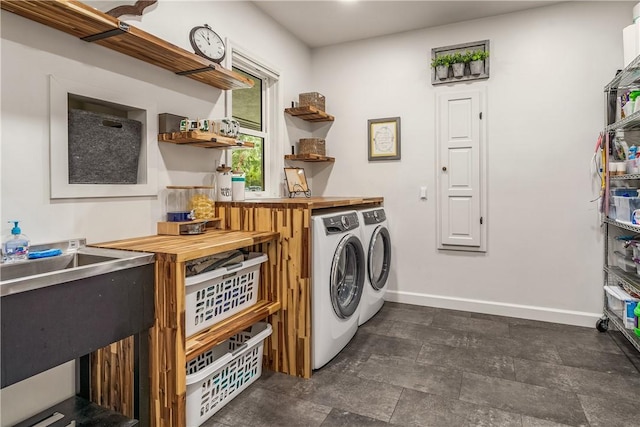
[92,229,278,262]
[216,196,383,209]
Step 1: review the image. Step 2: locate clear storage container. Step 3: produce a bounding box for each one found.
[166,186,194,222]
[613,196,640,224]
[189,186,216,219]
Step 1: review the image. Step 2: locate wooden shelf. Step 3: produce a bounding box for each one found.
[1,0,253,91]
[186,299,281,362]
[159,131,254,149]
[285,106,335,122]
[285,154,335,162]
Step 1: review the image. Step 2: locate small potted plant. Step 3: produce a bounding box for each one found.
[470,49,489,75]
[451,52,465,78]
[431,54,451,80]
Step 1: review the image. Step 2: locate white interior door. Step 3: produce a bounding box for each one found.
[436,89,486,251]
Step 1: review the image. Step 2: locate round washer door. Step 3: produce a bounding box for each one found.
[330,233,365,319]
[368,226,391,291]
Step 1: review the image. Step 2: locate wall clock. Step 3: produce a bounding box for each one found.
[189,24,226,63]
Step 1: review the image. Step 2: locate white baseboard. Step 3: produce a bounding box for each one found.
[384,290,602,328]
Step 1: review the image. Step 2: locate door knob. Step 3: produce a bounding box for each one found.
[442,166,447,171]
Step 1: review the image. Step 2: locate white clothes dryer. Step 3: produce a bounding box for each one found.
[357,207,392,326]
[311,210,365,370]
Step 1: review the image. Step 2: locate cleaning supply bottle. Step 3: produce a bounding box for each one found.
[3,221,29,262]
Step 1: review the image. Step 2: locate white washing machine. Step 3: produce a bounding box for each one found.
[312,210,365,370]
[357,207,392,326]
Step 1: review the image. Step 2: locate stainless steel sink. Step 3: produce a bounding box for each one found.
[1,238,156,390]
[0,239,155,296]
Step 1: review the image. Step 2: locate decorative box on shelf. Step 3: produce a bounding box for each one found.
[299,92,325,112]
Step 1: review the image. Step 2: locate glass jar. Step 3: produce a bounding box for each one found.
[166,186,194,221]
[189,186,216,219]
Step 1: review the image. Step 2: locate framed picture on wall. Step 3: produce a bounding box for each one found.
[368,117,401,161]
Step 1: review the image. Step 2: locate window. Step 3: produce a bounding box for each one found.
[229,51,280,196]
[232,67,265,191]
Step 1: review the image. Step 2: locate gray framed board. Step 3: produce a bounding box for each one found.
[431,40,490,85]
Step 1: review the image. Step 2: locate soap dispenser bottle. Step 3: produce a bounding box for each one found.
[3,221,29,262]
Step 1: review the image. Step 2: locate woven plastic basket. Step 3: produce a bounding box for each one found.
[186,322,273,426]
[185,252,267,337]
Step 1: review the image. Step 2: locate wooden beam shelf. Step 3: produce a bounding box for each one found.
[185,299,281,362]
[285,154,335,162]
[159,131,255,149]
[1,0,253,91]
[285,106,335,122]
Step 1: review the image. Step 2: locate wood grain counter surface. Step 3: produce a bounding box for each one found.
[91,229,278,262]
[216,196,383,209]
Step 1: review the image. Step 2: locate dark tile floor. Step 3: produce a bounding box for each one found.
[203,302,640,427]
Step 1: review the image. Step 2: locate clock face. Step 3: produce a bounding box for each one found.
[190,25,225,63]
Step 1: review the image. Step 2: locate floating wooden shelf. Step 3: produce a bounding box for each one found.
[185,299,281,362]
[159,131,254,149]
[285,154,335,162]
[285,106,335,122]
[1,0,253,91]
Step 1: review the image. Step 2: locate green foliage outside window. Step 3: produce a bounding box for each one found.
[232,134,263,190]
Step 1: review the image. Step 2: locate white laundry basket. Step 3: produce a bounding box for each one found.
[185,252,267,337]
[185,322,273,426]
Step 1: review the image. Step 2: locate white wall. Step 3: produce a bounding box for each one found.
[310,2,631,325]
[0,2,310,424]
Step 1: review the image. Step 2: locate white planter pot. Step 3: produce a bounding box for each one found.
[436,65,449,80]
[470,60,484,75]
[452,62,465,77]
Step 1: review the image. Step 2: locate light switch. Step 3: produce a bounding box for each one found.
[420,186,427,199]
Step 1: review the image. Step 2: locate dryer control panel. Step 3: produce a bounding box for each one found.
[362,209,386,225]
[323,212,360,234]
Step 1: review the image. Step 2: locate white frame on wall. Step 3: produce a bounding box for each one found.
[49,75,158,199]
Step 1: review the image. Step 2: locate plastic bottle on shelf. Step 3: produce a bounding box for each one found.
[2,221,29,262]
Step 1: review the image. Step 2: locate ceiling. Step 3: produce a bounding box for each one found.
[251,1,563,48]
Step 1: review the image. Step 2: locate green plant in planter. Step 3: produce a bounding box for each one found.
[462,51,473,64]
[451,52,465,64]
[430,54,452,68]
[470,50,489,61]
[450,52,465,77]
[469,49,489,75]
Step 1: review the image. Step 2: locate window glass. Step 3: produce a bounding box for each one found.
[232,67,262,132]
[232,134,263,191]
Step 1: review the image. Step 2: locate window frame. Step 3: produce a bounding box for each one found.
[224,41,282,198]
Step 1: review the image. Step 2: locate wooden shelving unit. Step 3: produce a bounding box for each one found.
[1,0,253,90]
[159,131,255,149]
[93,230,279,427]
[285,154,335,162]
[285,106,335,122]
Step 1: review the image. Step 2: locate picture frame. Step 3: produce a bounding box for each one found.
[284,167,310,197]
[368,117,401,161]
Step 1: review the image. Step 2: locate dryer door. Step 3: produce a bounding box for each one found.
[368,226,391,291]
[330,234,365,319]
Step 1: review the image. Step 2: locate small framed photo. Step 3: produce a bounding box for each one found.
[368,117,401,161]
[284,167,309,194]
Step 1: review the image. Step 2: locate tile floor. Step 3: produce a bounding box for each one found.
[203,302,640,426]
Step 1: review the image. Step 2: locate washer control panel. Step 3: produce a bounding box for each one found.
[323,212,360,234]
[362,209,386,225]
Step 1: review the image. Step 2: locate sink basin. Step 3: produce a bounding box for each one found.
[1,238,155,388]
[0,239,155,296]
